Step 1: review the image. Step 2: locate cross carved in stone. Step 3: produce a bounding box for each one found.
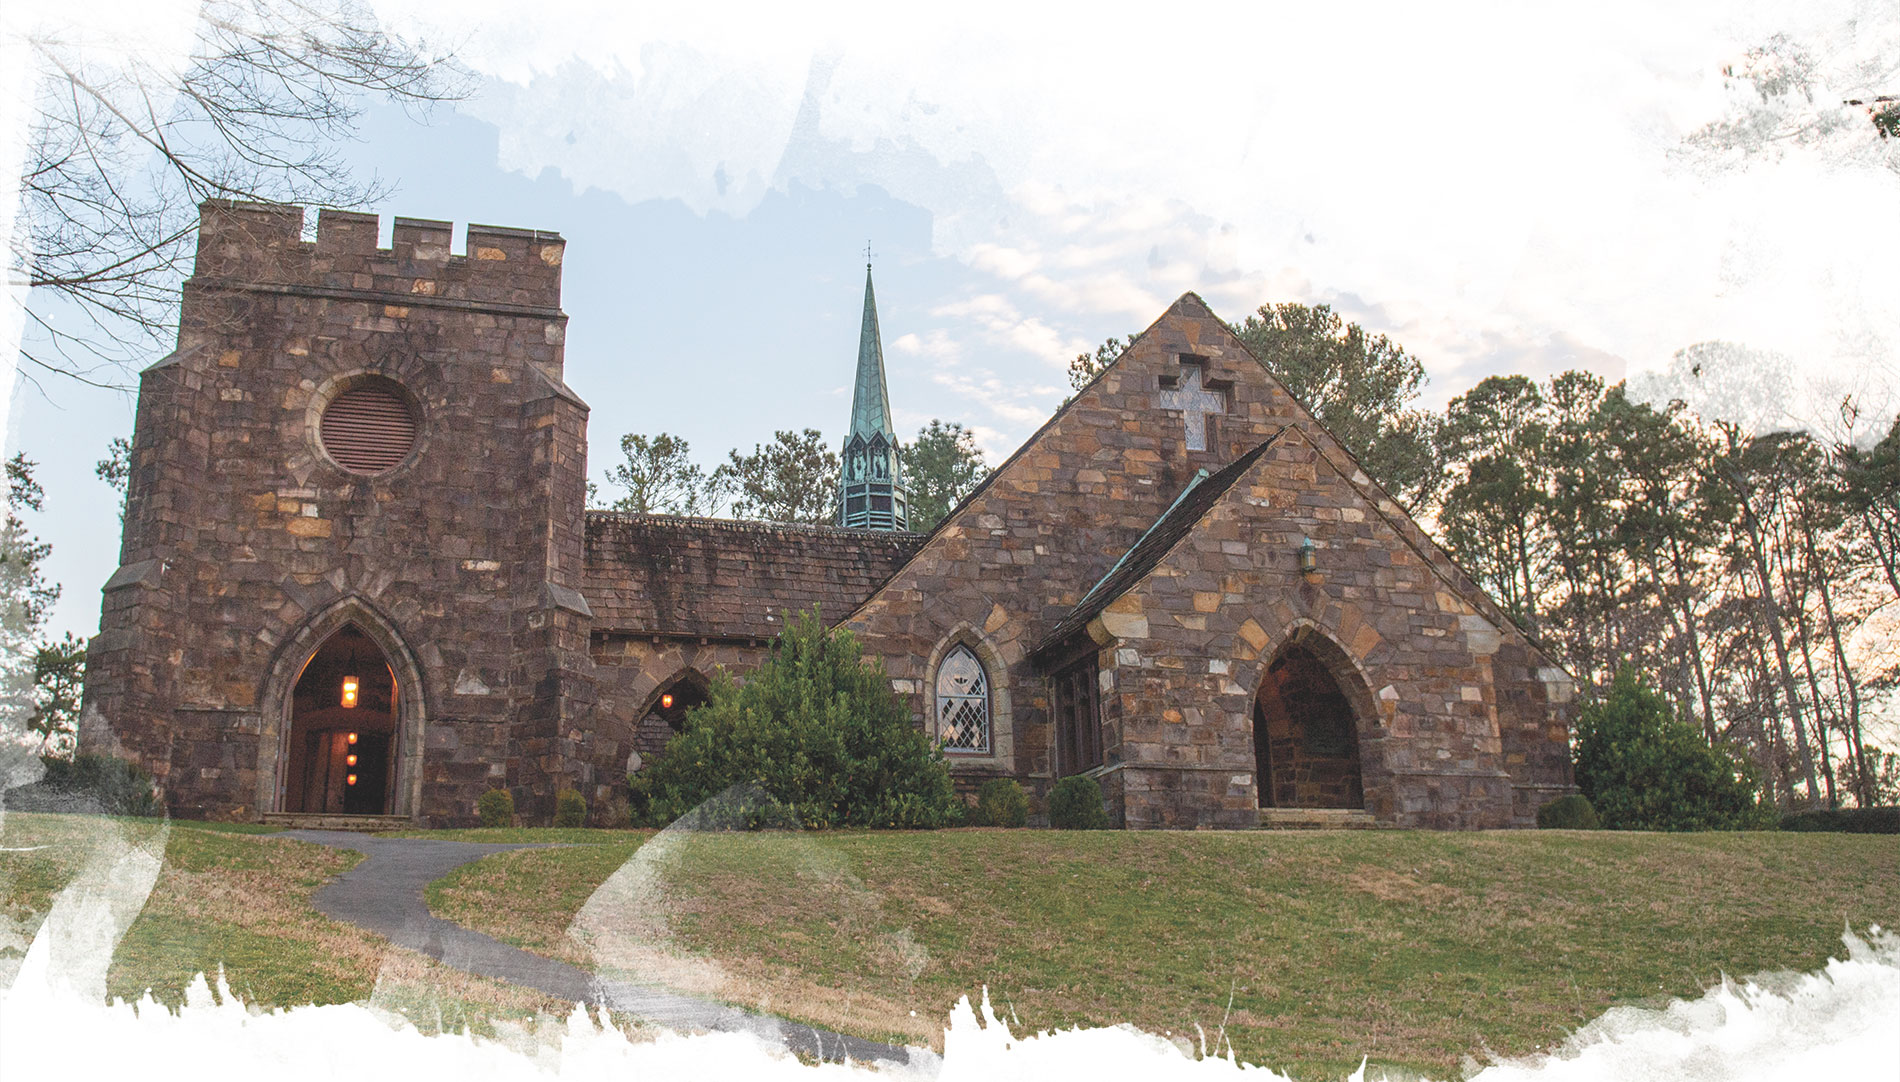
[1157,361,1228,452]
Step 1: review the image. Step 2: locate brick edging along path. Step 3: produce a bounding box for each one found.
[283,831,926,1069]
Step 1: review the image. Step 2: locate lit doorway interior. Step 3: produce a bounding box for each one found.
[283,624,397,815]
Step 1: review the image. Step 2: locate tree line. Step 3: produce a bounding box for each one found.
[594,420,988,533]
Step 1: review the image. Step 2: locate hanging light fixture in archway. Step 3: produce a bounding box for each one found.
[341,639,361,708]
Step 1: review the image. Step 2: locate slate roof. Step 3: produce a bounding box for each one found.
[582,512,925,638]
[1035,434,1286,653]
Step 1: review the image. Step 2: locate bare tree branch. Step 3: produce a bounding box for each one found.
[15,1,471,383]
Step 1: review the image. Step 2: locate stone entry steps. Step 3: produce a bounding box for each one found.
[1257,808,1385,830]
[260,812,413,832]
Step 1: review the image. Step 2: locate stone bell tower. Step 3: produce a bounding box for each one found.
[79,200,619,825]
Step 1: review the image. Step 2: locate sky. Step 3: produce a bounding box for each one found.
[4,0,1899,641]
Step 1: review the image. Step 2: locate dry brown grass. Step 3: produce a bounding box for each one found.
[0,813,587,1037]
[429,827,1900,1079]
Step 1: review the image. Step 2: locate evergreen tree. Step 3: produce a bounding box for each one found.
[901,420,987,531]
[29,634,88,758]
[604,432,716,515]
[1573,668,1772,831]
[2,456,59,741]
[1231,303,1436,504]
[1434,375,1553,631]
[1067,305,1437,503]
[713,429,838,524]
[628,609,956,829]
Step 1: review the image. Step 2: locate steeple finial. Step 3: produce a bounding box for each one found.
[837,260,907,530]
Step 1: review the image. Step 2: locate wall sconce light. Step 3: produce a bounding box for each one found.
[1298,536,1319,575]
[346,774,358,787]
[346,731,358,745]
[340,674,360,709]
[345,754,357,767]
[660,693,674,710]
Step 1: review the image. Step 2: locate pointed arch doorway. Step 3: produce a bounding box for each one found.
[282,624,401,815]
[1253,638,1366,809]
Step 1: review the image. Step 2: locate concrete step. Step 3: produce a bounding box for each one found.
[260,812,414,833]
[1257,807,1385,830]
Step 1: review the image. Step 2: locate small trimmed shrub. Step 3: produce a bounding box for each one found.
[8,753,162,817]
[1049,774,1109,830]
[1779,807,1900,834]
[973,778,1029,828]
[554,789,587,828]
[477,788,515,828]
[1536,794,1600,829]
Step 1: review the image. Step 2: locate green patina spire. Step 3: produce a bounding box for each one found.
[838,262,908,530]
[850,266,896,442]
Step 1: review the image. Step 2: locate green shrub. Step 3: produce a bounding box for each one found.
[553,789,587,828]
[1574,667,1773,831]
[8,753,162,817]
[1049,774,1109,830]
[972,778,1029,827]
[476,788,515,828]
[1779,807,1900,834]
[662,784,802,831]
[1536,793,1600,829]
[627,609,956,830]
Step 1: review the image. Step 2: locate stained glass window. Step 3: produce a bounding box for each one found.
[935,644,990,752]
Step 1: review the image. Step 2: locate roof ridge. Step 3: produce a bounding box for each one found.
[584,509,922,540]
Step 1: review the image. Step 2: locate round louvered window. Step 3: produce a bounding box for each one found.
[319,382,419,475]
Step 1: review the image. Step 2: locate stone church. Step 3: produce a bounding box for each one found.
[79,199,1577,829]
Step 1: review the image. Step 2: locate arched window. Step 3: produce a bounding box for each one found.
[935,644,990,752]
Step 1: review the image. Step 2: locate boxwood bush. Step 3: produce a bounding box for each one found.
[7,753,162,817]
[1779,807,1900,833]
[973,778,1028,827]
[1536,793,1600,829]
[476,787,515,828]
[553,788,587,828]
[1049,774,1109,830]
[1574,668,1772,831]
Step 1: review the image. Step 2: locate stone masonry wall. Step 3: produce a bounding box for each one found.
[1096,428,1527,829]
[843,293,1573,825]
[81,200,615,825]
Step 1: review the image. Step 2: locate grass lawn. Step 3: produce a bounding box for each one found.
[0,812,576,1036]
[427,827,1900,1079]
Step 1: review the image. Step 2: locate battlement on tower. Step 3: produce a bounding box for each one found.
[190,199,565,312]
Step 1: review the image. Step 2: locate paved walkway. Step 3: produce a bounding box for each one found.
[283,830,925,1069]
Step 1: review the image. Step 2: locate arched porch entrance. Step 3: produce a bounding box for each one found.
[1253,638,1366,809]
[643,670,711,733]
[282,624,401,815]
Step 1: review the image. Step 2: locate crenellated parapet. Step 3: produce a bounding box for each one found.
[190,199,565,313]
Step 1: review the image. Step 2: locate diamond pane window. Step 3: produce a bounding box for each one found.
[320,382,418,475]
[935,645,990,753]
